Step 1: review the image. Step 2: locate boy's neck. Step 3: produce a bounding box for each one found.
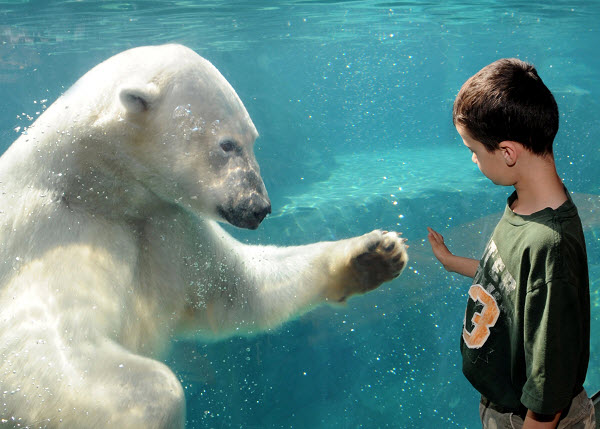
[509,153,567,215]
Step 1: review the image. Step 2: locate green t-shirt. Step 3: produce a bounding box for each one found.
[461,190,590,415]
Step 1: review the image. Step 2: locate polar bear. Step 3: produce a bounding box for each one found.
[0,44,407,428]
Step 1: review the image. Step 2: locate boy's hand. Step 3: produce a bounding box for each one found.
[427,227,453,266]
[522,410,561,428]
[427,227,479,278]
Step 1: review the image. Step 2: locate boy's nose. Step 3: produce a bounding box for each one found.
[471,153,478,163]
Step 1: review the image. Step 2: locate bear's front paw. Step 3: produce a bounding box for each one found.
[352,229,408,289]
[329,230,408,302]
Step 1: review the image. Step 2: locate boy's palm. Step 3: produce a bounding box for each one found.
[427,227,453,265]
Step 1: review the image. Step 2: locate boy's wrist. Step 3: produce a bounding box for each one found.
[441,254,457,271]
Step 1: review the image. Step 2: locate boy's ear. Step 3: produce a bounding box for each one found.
[499,141,520,167]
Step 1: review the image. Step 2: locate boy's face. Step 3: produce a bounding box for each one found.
[456,124,514,186]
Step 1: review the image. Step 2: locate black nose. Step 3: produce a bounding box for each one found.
[252,202,271,226]
[217,196,271,230]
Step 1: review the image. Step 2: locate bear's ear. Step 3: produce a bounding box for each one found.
[119,84,159,114]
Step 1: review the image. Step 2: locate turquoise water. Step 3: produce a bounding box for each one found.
[1,1,599,427]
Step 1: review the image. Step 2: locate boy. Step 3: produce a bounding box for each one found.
[427,58,595,428]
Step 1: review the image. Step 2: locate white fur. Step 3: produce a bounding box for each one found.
[0,44,407,428]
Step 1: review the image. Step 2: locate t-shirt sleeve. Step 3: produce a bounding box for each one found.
[521,279,583,414]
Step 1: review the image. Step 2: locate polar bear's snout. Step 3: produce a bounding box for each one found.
[217,193,271,229]
[213,152,271,229]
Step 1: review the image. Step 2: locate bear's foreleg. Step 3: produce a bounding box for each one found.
[191,227,407,337]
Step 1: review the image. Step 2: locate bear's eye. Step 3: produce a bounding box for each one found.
[219,139,238,153]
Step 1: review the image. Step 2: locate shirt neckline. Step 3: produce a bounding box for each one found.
[504,188,576,226]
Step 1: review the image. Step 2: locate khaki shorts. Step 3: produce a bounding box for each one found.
[479,389,596,429]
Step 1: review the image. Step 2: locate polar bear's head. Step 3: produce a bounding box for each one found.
[80,45,271,229]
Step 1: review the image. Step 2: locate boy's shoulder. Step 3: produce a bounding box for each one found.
[496,196,584,252]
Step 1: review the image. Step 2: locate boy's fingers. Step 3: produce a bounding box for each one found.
[427,227,444,243]
[427,227,440,237]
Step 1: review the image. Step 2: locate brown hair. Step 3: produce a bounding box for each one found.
[453,58,558,155]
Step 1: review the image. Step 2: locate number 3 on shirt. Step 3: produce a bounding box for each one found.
[463,284,500,349]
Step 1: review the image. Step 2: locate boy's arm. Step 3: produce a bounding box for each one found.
[523,410,561,428]
[427,227,479,278]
